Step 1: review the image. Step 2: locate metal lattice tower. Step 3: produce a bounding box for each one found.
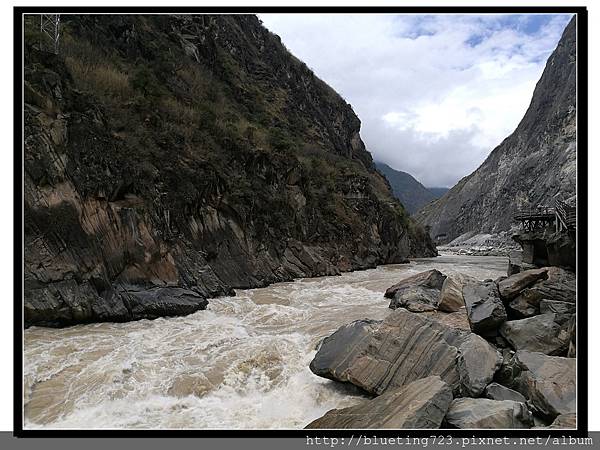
[40,14,61,54]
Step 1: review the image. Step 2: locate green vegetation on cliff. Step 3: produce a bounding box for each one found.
[24,14,435,327]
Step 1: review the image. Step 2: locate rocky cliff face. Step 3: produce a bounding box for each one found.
[24,14,435,327]
[415,17,576,242]
[375,162,445,214]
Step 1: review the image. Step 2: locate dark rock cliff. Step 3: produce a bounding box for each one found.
[24,14,435,327]
[415,17,576,242]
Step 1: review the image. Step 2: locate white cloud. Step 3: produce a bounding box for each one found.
[259,13,571,187]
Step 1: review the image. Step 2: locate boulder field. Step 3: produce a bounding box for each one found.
[307,264,576,429]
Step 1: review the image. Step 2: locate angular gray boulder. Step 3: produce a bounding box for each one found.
[499,313,571,355]
[309,310,462,395]
[310,308,505,400]
[463,281,507,335]
[484,382,526,403]
[385,269,446,312]
[497,268,548,300]
[305,376,453,429]
[438,275,472,312]
[445,398,533,428]
[309,318,382,379]
[498,350,575,420]
[457,334,502,397]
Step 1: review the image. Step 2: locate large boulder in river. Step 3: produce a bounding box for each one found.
[462,281,507,335]
[499,313,571,356]
[457,334,502,397]
[309,318,382,379]
[445,398,533,429]
[385,269,446,312]
[310,309,501,398]
[497,268,548,300]
[305,376,452,429]
[310,310,461,394]
[497,350,575,420]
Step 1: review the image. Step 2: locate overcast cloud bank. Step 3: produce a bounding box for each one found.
[259,13,572,187]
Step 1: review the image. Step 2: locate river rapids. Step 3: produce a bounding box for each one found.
[24,255,507,429]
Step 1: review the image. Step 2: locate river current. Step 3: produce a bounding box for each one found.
[24,254,507,429]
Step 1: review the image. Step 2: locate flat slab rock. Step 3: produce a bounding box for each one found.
[310,309,500,397]
[463,281,507,335]
[445,398,533,429]
[498,350,576,420]
[385,269,446,312]
[499,313,571,356]
[305,376,452,429]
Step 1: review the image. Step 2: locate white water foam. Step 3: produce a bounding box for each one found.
[24,255,506,429]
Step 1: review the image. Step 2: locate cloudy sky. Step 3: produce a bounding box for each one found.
[259,13,572,188]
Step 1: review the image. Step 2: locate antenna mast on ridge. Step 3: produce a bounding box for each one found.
[40,14,61,54]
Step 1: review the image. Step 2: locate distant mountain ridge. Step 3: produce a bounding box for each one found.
[375,162,448,214]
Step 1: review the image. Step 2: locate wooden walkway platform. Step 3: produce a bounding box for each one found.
[514,200,576,232]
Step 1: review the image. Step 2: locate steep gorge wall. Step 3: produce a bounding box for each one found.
[24,14,435,327]
[415,17,576,242]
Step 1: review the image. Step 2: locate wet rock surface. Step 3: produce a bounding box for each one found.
[306,376,452,429]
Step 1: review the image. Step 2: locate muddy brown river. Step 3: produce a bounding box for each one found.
[23,254,507,429]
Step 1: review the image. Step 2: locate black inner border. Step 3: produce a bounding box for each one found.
[13,5,589,439]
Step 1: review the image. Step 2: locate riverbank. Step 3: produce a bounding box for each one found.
[24,255,506,429]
